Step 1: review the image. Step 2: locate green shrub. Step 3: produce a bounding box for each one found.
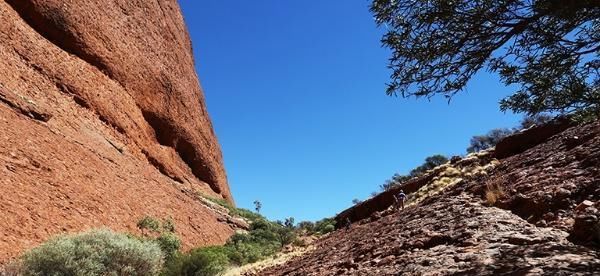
[162,246,229,276]
[159,199,303,274]
[230,208,264,223]
[226,242,267,265]
[275,226,295,247]
[162,217,295,274]
[21,229,164,276]
[205,197,233,212]
[296,221,315,233]
[155,233,181,262]
[314,218,336,234]
[219,219,294,266]
[250,219,295,248]
[137,216,161,236]
[204,196,265,223]
[322,224,335,234]
[162,218,176,233]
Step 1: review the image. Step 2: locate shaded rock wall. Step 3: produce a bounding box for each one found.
[0,0,232,262]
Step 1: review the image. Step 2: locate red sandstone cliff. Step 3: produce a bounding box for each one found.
[0,0,233,261]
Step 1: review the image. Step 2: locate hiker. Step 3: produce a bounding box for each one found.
[344,217,351,230]
[394,190,407,210]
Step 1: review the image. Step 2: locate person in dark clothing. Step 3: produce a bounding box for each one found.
[394,190,407,210]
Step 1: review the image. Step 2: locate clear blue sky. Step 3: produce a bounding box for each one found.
[178,1,522,222]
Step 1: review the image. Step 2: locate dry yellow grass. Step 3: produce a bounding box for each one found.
[406,154,500,207]
[223,245,315,276]
[485,179,505,205]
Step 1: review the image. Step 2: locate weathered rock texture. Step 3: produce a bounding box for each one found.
[0,0,233,262]
[263,120,600,275]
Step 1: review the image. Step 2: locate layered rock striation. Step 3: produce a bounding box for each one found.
[0,0,233,262]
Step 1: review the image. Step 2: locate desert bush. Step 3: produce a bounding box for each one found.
[410,155,449,177]
[205,197,231,209]
[137,216,161,236]
[485,179,505,205]
[322,224,335,234]
[162,246,229,276]
[161,218,176,233]
[380,155,449,193]
[155,233,181,262]
[225,218,295,265]
[135,216,180,263]
[21,229,164,276]
[204,196,265,223]
[230,208,264,222]
[296,221,315,233]
[314,218,336,235]
[163,214,297,274]
[226,241,276,265]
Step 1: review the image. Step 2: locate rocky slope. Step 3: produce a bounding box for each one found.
[0,0,234,262]
[261,120,600,275]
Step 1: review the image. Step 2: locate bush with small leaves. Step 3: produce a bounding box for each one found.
[155,232,181,262]
[314,218,336,235]
[162,218,176,233]
[296,221,315,234]
[21,229,164,276]
[162,246,229,276]
[160,205,307,274]
[231,208,264,223]
[137,216,161,236]
[322,224,335,234]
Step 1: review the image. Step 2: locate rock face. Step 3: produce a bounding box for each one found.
[263,120,600,275]
[336,149,496,227]
[263,195,600,275]
[493,116,574,159]
[0,0,233,262]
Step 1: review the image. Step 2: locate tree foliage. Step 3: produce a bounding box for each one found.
[410,155,449,176]
[370,0,600,115]
[379,155,448,192]
[466,128,515,153]
[253,200,262,214]
[519,113,554,129]
[466,113,560,153]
